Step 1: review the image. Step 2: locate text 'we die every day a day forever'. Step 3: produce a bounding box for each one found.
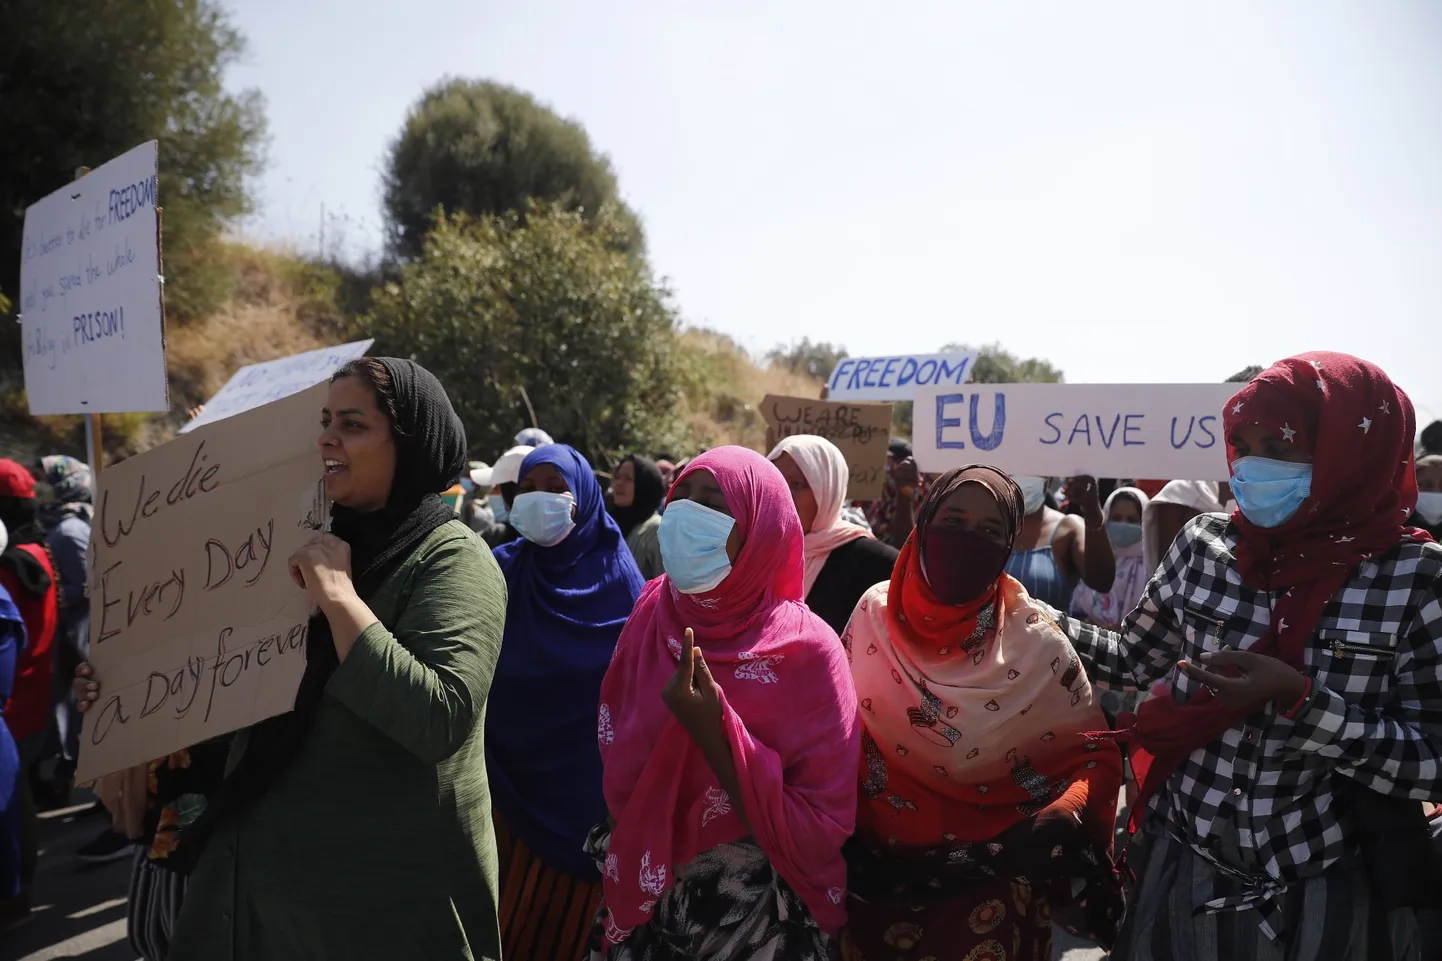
[76,385,328,781]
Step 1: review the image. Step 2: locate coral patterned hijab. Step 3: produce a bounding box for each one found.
[846,468,1121,851]
[597,447,859,945]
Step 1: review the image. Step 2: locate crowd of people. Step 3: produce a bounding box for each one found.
[1,350,1440,961]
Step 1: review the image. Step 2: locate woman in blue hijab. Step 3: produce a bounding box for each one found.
[489,445,644,961]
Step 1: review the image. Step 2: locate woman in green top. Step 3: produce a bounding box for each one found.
[607,454,666,580]
[76,357,507,961]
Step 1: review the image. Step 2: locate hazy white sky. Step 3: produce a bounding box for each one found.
[226,1,1442,425]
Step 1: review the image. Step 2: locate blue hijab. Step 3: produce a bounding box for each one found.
[489,445,644,878]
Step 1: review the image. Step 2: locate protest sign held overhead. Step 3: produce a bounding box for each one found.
[20,141,168,416]
[912,383,1238,481]
[762,394,893,500]
[181,339,374,433]
[76,384,329,782]
[826,350,977,402]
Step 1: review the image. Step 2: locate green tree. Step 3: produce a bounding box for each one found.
[767,338,849,382]
[382,79,644,262]
[361,202,682,462]
[946,343,1065,384]
[0,0,267,357]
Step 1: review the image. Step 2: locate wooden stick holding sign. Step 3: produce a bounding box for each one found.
[761,394,893,501]
[76,384,329,782]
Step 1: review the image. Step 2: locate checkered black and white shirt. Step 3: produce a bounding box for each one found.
[1062,512,1442,938]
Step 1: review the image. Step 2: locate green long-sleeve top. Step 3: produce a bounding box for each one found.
[168,521,507,961]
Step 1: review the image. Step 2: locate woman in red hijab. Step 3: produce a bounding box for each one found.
[841,466,1123,961]
[1063,353,1441,961]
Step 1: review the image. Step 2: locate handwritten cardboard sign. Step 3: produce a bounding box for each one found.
[761,394,893,501]
[76,384,328,781]
[181,339,373,433]
[826,351,977,402]
[912,383,1238,481]
[20,141,168,416]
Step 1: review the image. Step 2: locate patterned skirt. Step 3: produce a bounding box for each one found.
[841,876,1052,961]
[496,812,603,961]
[585,826,837,961]
[1112,826,1421,961]
[127,848,188,961]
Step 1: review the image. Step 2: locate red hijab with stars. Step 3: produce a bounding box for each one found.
[1120,352,1431,825]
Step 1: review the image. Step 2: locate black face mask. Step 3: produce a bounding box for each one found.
[921,526,1010,605]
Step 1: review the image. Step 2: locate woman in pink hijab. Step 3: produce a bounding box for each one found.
[590,447,860,961]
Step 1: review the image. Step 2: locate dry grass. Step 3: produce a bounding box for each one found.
[675,328,823,452]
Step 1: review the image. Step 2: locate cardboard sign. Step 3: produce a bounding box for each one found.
[912,383,1238,481]
[761,394,893,501]
[76,384,329,781]
[181,339,373,433]
[20,142,168,415]
[826,351,977,401]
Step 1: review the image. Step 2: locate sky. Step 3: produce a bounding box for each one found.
[224,0,1442,426]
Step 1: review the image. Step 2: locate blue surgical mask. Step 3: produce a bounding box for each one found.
[1415,491,1442,527]
[510,491,576,546]
[659,499,736,594]
[1229,457,1313,528]
[1015,476,1048,516]
[488,494,510,524]
[1105,521,1143,548]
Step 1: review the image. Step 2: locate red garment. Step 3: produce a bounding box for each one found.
[0,543,58,742]
[1134,479,1168,499]
[1123,352,1432,823]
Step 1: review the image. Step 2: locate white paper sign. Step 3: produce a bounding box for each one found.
[19,142,168,415]
[913,383,1239,481]
[827,351,977,401]
[181,339,374,433]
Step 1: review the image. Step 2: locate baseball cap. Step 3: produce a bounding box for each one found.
[481,446,535,489]
[0,459,36,499]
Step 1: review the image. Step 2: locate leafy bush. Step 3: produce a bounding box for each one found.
[383,79,643,262]
[360,203,682,463]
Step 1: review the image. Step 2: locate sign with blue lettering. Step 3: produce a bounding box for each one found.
[827,351,978,401]
[181,339,374,434]
[19,141,167,415]
[913,383,1238,481]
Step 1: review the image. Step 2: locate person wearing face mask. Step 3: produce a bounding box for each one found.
[607,453,667,580]
[1063,353,1442,961]
[473,445,534,548]
[839,466,1124,961]
[1070,487,1151,630]
[1411,453,1442,539]
[1004,474,1116,611]
[589,447,859,961]
[767,435,899,635]
[490,444,645,961]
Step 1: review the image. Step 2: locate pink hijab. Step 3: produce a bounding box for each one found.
[769,434,875,595]
[597,447,859,944]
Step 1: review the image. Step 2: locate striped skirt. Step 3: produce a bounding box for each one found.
[1112,828,1420,961]
[496,813,602,961]
[126,848,187,961]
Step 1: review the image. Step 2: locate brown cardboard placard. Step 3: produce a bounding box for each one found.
[76,384,328,782]
[761,394,893,501]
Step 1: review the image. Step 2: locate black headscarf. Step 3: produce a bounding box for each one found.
[175,358,466,871]
[607,454,666,538]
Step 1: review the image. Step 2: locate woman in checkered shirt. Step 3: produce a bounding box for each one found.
[1065,352,1442,961]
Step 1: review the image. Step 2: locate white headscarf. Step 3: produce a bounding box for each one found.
[1142,479,1230,573]
[768,435,874,595]
[1070,487,1150,628]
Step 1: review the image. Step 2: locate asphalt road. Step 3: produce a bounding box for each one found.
[3,800,1106,961]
